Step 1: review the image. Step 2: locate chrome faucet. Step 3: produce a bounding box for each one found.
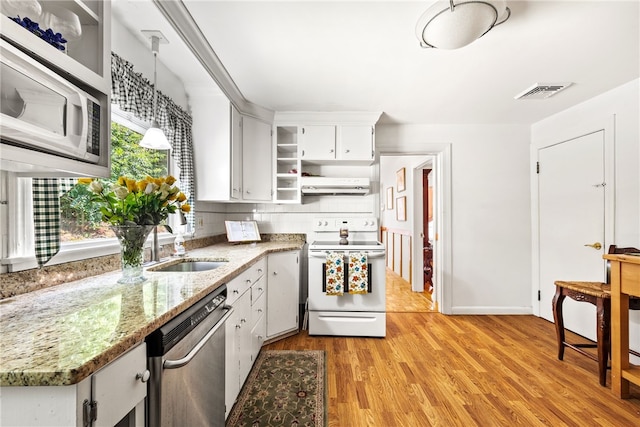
[151,226,161,262]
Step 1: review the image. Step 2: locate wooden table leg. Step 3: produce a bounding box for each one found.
[552,286,566,361]
[611,260,630,398]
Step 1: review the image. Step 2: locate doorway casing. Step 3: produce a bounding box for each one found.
[379,144,452,314]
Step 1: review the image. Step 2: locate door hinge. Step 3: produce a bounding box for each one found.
[371,126,374,135]
[536,162,540,174]
[302,127,305,134]
[538,290,541,301]
[83,399,97,427]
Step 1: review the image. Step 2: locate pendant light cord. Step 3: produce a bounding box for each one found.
[151,35,159,124]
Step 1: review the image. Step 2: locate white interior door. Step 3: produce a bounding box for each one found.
[538,131,606,340]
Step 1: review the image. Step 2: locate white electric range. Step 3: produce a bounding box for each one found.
[307,217,386,337]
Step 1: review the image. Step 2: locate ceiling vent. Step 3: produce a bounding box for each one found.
[514,82,573,100]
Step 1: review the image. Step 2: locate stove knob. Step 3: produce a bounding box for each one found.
[323,221,328,226]
[317,221,323,226]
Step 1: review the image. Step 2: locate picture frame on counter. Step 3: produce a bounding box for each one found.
[386,187,394,210]
[396,167,406,192]
[396,196,407,221]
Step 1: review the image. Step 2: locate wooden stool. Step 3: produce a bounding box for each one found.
[552,245,640,386]
[552,280,611,386]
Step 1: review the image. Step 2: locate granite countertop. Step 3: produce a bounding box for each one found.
[0,241,303,387]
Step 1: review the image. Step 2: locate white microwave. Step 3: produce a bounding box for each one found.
[0,39,104,164]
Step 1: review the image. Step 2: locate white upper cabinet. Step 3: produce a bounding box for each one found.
[0,0,111,93]
[274,112,381,166]
[299,125,336,160]
[300,125,374,162]
[192,93,273,203]
[231,106,243,200]
[242,115,272,201]
[338,125,375,161]
[192,93,234,201]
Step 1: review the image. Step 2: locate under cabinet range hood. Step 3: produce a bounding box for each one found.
[301,177,370,195]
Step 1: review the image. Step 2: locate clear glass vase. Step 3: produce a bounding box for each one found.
[111,225,154,284]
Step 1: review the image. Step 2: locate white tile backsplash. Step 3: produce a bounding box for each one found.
[194,194,377,238]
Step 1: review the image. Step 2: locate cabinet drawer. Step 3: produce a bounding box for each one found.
[251,291,266,328]
[227,270,252,305]
[249,258,267,283]
[93,343,147,427]
[251,276,266,305]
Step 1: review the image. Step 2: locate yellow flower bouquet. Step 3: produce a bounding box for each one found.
[78,175,191,284]
[79,175,190,233]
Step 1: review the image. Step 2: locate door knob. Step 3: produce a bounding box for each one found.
[584,242,602,250]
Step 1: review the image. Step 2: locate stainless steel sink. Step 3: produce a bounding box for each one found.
[151,260,228,273]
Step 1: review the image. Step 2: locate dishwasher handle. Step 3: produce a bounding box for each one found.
[163,306,234,370]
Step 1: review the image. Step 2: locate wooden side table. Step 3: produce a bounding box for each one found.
[606,253,640,397]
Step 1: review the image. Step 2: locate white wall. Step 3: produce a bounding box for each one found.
[376,124,532,314]
[111,18,189,110]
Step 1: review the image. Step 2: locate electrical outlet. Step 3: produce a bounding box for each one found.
[196,216,204,228]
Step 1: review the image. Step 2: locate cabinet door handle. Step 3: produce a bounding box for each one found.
[273,271,278,275]
[246,279,252,284]
[329,149,334,153]
[301,149,305,157]
[258,308,263,313]
[136,370,150,383]
[233,289,239,294]
[345,149,350,153]
[258,268,263,273]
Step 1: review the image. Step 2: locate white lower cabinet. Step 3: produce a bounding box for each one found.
[225,285,250,419]
[0,343,148,427]
[225,258,267,419]
[267,251,300,339]
[224,252,301,418]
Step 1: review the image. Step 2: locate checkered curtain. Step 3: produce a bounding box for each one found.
[32,179,61,266]
[111,52,195,230]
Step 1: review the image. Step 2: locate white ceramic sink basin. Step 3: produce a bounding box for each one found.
[151,260,227,273]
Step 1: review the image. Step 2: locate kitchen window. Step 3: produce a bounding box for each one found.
[1,107,178,272]
[60,116,170,243]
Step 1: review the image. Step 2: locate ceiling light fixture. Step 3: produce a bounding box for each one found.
[140,31,171,150]
[416,0,511,49]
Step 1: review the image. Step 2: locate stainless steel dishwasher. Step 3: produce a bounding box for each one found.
[146,284,232,427]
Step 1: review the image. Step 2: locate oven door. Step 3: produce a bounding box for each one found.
[307,249,386,312]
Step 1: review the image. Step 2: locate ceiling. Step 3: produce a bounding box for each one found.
[112,0,640,125]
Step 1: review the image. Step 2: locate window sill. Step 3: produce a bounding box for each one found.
[2,233,177,273]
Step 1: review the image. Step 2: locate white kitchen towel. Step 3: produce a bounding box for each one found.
[325,252,344,296]
[348,252,368,294]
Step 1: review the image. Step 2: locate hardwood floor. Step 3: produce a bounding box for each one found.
[386,268,436,312]
[266,271,640,426]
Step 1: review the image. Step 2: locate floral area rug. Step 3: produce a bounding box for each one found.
[226,350,327,427]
